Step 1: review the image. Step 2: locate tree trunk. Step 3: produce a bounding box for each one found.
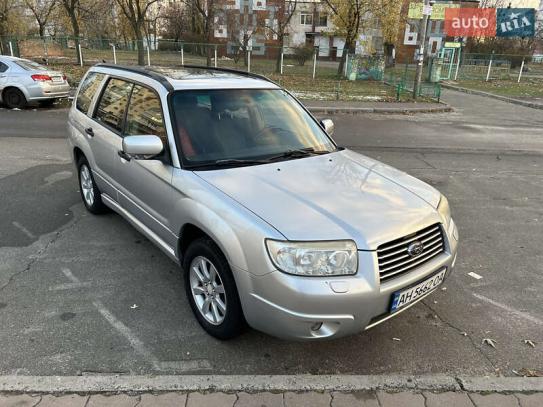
[275,36,284,73]
[38,23,45,38]
[337,38,354,76]
[69,11,82,65]
[134,22,145,66]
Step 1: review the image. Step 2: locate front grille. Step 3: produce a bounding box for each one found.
[377,223,444,281]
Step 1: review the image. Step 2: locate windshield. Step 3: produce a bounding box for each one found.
[14,59,47,71]
[171,89,336,167]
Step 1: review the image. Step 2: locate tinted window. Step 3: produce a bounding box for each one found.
[0,62,8,73]
[76,72,105,114]
[125,85,166,142]
[94,78,133,133]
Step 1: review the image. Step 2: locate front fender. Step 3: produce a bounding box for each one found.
[171,169,284,276]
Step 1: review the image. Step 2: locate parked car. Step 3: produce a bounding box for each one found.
[0,56,70,108]
[67,64,459,340]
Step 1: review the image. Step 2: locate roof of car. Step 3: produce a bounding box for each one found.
[94,64,280,91]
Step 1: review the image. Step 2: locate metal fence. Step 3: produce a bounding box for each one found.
[3,35,540,101]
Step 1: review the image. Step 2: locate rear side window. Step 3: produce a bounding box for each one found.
[94,78,133,133]
[124,85,166,142]
[14,59,46,71]
[0,62,8,73]
[76,72,105,114]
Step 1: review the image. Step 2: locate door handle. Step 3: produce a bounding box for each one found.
[118,150,131,161]
[85,127,94,137]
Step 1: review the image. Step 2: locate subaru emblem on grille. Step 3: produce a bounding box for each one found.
[407,240,424,257]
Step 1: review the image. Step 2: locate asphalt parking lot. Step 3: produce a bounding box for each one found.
[0,90,542,378]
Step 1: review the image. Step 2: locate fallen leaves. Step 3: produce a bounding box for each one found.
[513,368,543,377]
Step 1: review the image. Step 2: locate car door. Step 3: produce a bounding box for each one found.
[90,77,134,201]
[70,72,118,198]
[114,84,176,250]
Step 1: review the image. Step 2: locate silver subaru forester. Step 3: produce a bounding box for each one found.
[67,64,458,340]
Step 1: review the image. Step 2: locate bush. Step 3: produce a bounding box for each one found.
[292,45,314,66]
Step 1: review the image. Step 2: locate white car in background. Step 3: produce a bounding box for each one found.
[0,56,70,109]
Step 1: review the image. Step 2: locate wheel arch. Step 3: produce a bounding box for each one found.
[177,218,249,273]
[2,85,28,103]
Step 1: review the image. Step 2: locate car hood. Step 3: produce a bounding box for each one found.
[195,150,442,250]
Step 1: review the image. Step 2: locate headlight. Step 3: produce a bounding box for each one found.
[265,240,358,277]
[438,195,452,227]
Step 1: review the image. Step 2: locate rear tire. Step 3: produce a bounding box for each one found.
[183,237,246,340]
[3,88,27,109]
[77,156,109,214]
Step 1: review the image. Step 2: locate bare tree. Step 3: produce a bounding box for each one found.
[266,0,298,72]
[185,0,216,66]
[61,0,83,64]
[324,0,401,75]
[114,0,161,66]
[224,8,264,66]
[24,0,57,38]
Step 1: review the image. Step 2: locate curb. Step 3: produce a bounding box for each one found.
[0,375,542,394]
[306,105,453,115]
[441,83,543,110]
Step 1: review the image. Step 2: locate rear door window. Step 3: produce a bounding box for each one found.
[76,72,105,114]
[94,78,133,134]
[0,62,8,73]
[124,85,167,143]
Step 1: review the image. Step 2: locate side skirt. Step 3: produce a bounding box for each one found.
[101,193,180,265]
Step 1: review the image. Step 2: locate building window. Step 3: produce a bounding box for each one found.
[317,14,327,27]
[300,13,313,25]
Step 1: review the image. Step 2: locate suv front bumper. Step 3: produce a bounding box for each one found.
[237,220,459,340]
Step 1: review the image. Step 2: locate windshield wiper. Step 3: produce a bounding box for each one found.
[266,147,333,161]
[185,158,271,170]
[186,148,334,170]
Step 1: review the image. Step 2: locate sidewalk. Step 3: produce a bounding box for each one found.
[302,100,452,115]
[441,83,543,110]
[1,390,542,406]
[1,375,542,406]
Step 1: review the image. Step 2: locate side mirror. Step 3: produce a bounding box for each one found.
[320,119,334,136]
[122,135,163,159]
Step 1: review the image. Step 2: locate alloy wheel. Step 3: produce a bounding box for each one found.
[189,256,227,325]
[79,164,95,207]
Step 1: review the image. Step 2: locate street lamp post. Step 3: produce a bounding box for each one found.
[413,0,433,99]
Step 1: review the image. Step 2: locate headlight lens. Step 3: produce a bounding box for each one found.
[438,195,452,227]
[266,240,358,277]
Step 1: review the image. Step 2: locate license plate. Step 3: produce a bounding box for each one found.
[390,269,446,312]
[51,76,63,83]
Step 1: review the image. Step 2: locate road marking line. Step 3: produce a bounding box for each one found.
[49,282,92,291]
[92,300,160,368]
[473,293,543,326]
[60,268,211,372]
[61,268,81,284]
[467,272,483,280]
[12,222,36,239]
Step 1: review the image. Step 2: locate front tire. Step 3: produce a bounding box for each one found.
[77,157,109,214]
[183,238,245,340]
[3,88,27,109]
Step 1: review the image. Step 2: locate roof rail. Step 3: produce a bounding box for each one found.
[94,64,174,91]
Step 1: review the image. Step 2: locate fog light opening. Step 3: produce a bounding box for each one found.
[311,322,323,332]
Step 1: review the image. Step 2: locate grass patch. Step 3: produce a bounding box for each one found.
[449,78,543,98]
